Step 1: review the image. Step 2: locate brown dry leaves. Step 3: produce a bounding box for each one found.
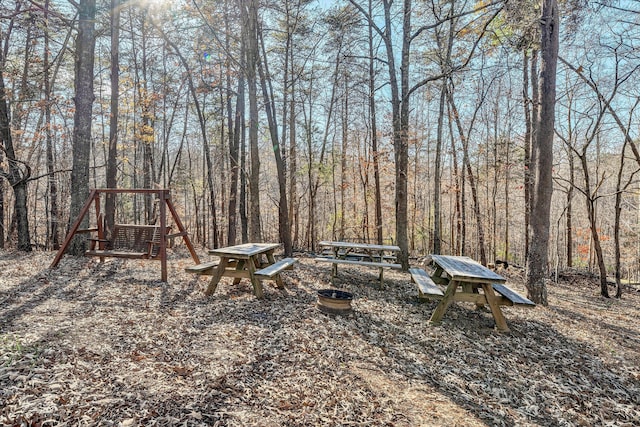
[1,250,638,426]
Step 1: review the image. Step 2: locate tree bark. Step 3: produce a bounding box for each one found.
[105,0,120,238]
[433,84,446,254]
[68,0,96,255]
[258,26,291,255]
[155,22,219,248]
[368,0,383,245]
[0,12,31,251]
[244,0,261,242]
[447,86,487,265]
[44,0,59,250]
[526,0,558,305]
[227,6,242,246]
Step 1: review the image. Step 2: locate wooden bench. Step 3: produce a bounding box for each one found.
[254,257,297,279]
[185,258,297,280]
[184,261,219,276]
[85,224,165,259]
[315,256,401,289]
[492,284,536,306]
[409,268,444,299]
[315,257,402,270]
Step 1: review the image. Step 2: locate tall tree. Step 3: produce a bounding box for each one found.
[104,0,120,238]
[153,16,220,248]
[350,0,505,269]
[43,0,60,250]
[366,0,383,245]
[558,46,640,297]
[0,4,32,251]
[226,1,241,247]
[68,0,96,255]
[525,0,559,305]
[243,0,261,242]
[258,25,292,255]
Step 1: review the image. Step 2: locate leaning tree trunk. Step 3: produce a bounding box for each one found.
[258,28,291,255]
[447,86,487,265]
[526,0,558,306]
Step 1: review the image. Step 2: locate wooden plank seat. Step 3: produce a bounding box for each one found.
[315,257,402,270]
[321,250,395,263]
[184,261,219,275]
[254,257,298,279]
[492,284,536,306]
[409,267,444,299]
[85,224,165,259]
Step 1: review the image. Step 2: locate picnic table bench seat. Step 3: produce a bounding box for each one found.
[492,284,535,306]
[254,257,297,279]
[409,267,444,299]
[184,261,219,275]
[320,251,396,263]
[315,257,402,270]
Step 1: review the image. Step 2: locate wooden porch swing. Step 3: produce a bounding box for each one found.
[50,188,200,281]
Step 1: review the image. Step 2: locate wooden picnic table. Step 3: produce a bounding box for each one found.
[186,243,296,299]
[426,255,534,332]
[316,241,402,287]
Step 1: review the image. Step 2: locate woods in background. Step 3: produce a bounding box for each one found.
[1,0,639,301]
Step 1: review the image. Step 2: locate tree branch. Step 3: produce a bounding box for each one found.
[406,3,505,100]
[411,0,507,42]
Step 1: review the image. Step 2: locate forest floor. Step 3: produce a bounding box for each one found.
[0,248,638,426]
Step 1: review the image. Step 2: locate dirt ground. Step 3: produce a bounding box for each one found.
[1,249,638,426]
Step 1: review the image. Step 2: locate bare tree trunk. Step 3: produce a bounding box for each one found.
[307,48,339,251]
[433,84,446,254]
[446,102,462,256]
[240,106,248,244]
[447,87,487,265]
[504,131,511,263]
[432,4,455,255]
[0,176,4,248]
[580,162,609,298]
[105,0,120,238]
[244,0,261,242]
[368,0,382,245]
[526,0,558,305]
[227,15,243,246]
[134,16,156,221]
[522,50,531,264]
[258,26,291,254]
[289,63,298,248]
[68,0,96,255]
[613,140,632,299]
[340,79,348,240]
[44,0,59,250]
[566,142,574,268]
[0,9,31,251]
[395,0,412,270]
[155,21,219,247]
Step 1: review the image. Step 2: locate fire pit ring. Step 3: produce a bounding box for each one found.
[317,289,353,314]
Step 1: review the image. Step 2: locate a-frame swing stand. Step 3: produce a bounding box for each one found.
[50,188,200,281]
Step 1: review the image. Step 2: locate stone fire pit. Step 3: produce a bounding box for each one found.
[317,289,353,314]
